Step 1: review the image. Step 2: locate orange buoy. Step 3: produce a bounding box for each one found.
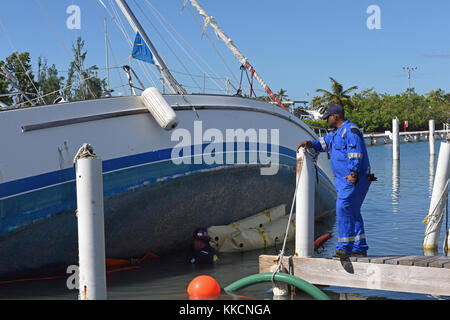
[187,275,221,300]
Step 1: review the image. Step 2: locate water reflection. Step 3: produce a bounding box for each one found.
[392,160,400,213]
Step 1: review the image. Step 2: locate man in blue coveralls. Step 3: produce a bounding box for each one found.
[297,105,376,259]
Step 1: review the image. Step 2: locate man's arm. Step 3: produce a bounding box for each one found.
[297,136,330,153]
[345,128,365,183]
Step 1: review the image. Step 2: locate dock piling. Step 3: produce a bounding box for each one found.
[429,120,436,155]
[74,144,107,300]
[392,118,400,160]
[423,141,450,255]
[295,149,315,258]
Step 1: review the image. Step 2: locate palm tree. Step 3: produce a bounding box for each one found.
[316,77,358,108]
[277,88,289,103]
[426,88,445,103]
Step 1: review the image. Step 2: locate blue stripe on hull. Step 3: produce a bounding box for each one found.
[0,143,297,199]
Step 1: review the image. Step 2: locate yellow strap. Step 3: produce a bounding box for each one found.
[230,223,239,231]
[261,211,272,223]
[255,227,267,248]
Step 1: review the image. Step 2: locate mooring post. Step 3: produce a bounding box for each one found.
[423,141,450,256]
[296,149,315,258]
[429,120,436,156]
[74,144,107,300]
[392,118,400,160]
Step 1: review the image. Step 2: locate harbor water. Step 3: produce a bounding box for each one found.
[0,140,448,300]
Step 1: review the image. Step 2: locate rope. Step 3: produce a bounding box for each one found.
[93,1,127,96]
[444,195,449,254]
[104,0,158,88]
[34,0,96,100]
[15,67,116,107]
[184,3,240,87]
[142,0,226,93]
[0,18,44,104]
[271,150,304,283]
[423,178,450,226]
[133,0,202,92]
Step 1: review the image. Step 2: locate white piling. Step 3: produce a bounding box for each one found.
[392,118,400,160]
[295,149,315,258]
[429,120,436,156]
[74,144,107,300]
[423,141,450,255]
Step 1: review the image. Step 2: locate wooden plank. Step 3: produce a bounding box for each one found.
[445,261,450,269]
[383,256,421,266]
[384,256,410,265]
[428,257,450,268]
[260,255,450,296]
[370,256,403,264]
[413,256,443,267]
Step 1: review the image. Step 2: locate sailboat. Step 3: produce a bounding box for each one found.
[0,0,336,278]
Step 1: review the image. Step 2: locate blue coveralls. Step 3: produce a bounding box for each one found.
[310,120,371,255]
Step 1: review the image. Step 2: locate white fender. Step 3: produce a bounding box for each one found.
[218,216,295,253]
[141,87,179,131]
[208,204,286,250]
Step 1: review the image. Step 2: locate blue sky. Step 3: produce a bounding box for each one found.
[1,0,450,102]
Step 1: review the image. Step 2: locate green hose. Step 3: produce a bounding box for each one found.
[224,272,330,300]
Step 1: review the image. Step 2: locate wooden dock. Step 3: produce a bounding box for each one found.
[260,255,450,296]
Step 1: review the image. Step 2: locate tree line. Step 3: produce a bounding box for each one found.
[271,77,450,133]
[0,37,105,107]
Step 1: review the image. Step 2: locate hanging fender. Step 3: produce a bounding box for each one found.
[141,87,179,131]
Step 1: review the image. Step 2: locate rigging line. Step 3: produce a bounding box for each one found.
[184,3,240,88]
[107,0,157,88]
[0,18,44,104]
[148,0,238,93]
[133,0,201,92]
[15,67,111,107]
[94,0,127,95]
[169,69,228,81]
[244,67,257,98]
[106,39,127,95]
[181,83,229,93]
[34,0,96,99]
[143,0,224,92]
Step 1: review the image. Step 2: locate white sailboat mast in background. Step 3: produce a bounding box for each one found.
[187,0,287,109]
[114,0,187,95]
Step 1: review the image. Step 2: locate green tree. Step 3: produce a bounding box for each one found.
[66,37,105,101]
[277,88,289,102]
[316,77,358,108]
[0,60,12,106]
[37,56,65,105]
[3,52,39,106]
[310,96,323,109]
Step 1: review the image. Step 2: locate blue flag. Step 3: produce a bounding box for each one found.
[131,32,155,64]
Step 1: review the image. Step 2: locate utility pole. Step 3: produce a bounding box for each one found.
[403,66,417,98]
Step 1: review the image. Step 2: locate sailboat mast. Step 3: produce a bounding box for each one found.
[187,0,286,110]
[114,0,187,95]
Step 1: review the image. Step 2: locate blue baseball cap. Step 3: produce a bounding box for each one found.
[322,105,344,120]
